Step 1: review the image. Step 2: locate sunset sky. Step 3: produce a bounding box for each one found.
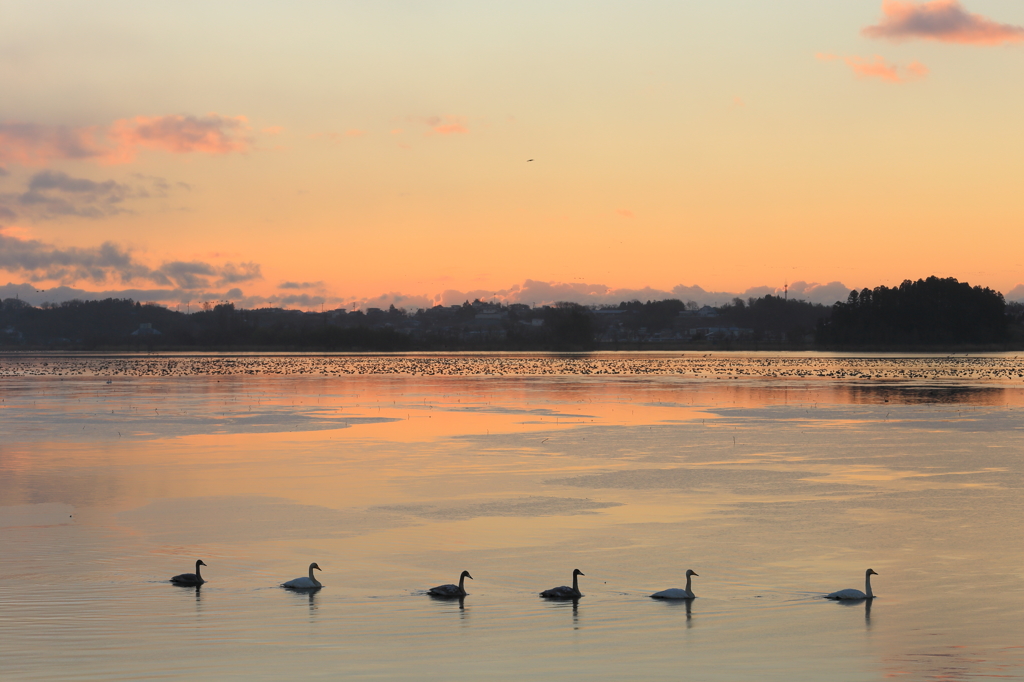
[2,0,1023,310]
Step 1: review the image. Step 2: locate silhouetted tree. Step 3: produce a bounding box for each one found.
[545,302,595,349]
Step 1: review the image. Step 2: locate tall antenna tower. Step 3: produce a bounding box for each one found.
[784,280,788,301]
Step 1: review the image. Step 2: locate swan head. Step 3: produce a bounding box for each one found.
[196,560,207,567]
[310,563,321,572]
[866,568,877,576]
[573,569,585,577]
[460,570,473,580]
[685,569,698,577]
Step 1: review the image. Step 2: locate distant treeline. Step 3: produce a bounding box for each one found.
[817,277,1012,346]
[2,276,1022,351]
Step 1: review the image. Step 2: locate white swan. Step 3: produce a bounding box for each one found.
[826,568,877,600]
[540,569,584,599]
[651,569,698,600]
[282,562,322,589]
[427,570,473,597]
[170,559,206,586]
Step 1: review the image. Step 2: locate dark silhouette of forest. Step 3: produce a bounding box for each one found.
[816,277,1010,346]
[2,276,1022,351]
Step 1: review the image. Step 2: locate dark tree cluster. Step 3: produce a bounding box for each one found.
[817,277,1008,346]
[717,296,829,342]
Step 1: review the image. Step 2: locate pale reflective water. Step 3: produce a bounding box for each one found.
[1,353,1023,680]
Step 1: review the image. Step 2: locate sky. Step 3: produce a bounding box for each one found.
[1,0,1023,310]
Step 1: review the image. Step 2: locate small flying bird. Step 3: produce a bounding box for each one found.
[527,159,533,162]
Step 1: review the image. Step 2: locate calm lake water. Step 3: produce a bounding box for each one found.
[2,353,1023,680]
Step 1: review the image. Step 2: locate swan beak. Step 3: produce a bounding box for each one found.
[314,565,322,571]
[693,572,699,577]
[467,574,473,580]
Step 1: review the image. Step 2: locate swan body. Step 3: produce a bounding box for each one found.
[170,559,206,586]
[428,570,473,597]
[282,562,322,589]
[651,569,698,600]
[826,569,877,600]
[540,569,584,599]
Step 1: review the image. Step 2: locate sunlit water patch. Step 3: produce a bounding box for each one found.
[1,354,1023,680]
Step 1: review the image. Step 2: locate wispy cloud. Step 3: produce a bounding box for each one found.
[0,274,858,313]
[105,114,252,162]
[863,0,1024,45]
[279,280,324,290]
[0,170,180,221]
[421,116,468,136]
[309,129,367,144]
[817,53,928,83]
[0,123,105,166]
[0,232,262,290]
[0,114,255,167]
[338,279,856,311]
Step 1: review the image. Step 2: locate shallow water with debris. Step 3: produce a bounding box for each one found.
[2,353,1023,680]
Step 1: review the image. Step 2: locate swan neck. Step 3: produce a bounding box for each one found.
[195,561,202,579]
[684,574,692,595]
[458,574,466,590]
[309,565,316,581]
[572,573,579,594]
[865,572,873,599]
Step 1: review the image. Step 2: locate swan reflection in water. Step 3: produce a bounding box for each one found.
[833,595,873,626]
[656,594,694,625]
[428,593,467,612]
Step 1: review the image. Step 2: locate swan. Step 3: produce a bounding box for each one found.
[427,570,473,597]
[651,569,698,600]
[170,559,206,586]
[540,569,584,599]
[282,563,322,589]
[826,569,877,600]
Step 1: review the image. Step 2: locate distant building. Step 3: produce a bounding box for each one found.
[475,310,507,324]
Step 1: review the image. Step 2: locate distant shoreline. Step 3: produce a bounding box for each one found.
[3,343,1024,355]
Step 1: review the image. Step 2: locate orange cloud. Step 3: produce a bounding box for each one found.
[423,116,468,136]
[863,0,1024,45]
[615,209,634,218]
[106,114,252,162]
[0,114,255,166]
[818,53,928,83]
